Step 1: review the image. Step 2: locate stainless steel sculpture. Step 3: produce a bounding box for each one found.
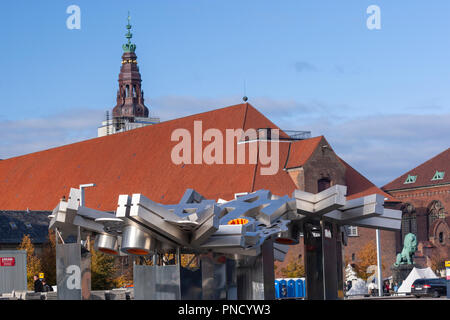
[49,185,401,300]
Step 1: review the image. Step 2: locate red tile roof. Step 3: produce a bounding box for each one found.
[382,148,450,191]
[338,157,398,202]
[0,104,295,211]
[284,136,323,169]
[0,103,391,211]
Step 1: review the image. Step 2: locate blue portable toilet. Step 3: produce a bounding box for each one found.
[295,278,305,298]
[275,280,281,299]
[287,279,296,297]
[279,279,288,298]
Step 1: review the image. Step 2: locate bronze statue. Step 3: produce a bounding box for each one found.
[394,233,417,266]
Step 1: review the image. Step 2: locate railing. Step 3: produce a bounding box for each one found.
[282,130,312,141]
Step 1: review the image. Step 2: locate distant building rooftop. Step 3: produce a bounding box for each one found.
[0,211,51,244]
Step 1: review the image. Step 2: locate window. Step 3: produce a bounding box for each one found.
[404,174,417,184]
[431,170,445,181]
[318,178,331,192]
[25,222,32,229]
[439,232,444,244]
[347,226,358,237]
[9,222,17,230]
[351,253,356,261]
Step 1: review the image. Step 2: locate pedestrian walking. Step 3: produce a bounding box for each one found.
[34,275,44,293]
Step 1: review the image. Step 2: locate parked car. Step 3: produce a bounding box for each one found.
[411,278,447,298]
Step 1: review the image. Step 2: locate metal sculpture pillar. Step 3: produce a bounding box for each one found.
[304,220,345,300]
[236,240,276,300]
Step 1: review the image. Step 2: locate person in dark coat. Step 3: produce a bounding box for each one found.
[42,279,53,292]
[34,275,44,292]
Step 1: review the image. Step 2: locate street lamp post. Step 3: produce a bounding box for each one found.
[376,229,383,297]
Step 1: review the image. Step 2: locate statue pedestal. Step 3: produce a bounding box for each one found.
[391,264,416,286]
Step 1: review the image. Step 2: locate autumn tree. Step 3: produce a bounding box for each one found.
[40,230,57,285]
[113,256,134,288]
[91,249,118,290]
[181,254,199,269]
[280,258,305,278]
[17,234,42,290]
[429,246,449,274]
[353,240,385,281]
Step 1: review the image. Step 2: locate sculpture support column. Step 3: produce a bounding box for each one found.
[236,240,275,300]
[201,253,237,300]
[56,243,91,300]
[133,261,202,300]
[304,220,344,300]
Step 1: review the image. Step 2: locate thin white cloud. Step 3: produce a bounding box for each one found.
[0,109,104,159]
[151,95,351,123]
[1,98,448,190]
[294,61,318,73]
[152,96,450,187]
[304,113,450,187]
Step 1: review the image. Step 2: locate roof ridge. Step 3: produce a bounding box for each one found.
[242,103,258,192]
[0,103,250,163]
[382,148,450,190]
[337,156,398,202]
[284,135,323,169]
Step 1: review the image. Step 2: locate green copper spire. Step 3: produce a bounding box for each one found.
[122,12,136,53]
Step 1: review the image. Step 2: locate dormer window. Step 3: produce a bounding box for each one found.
[431,170,445,181]
[9,222,17,230]
[404,174,417,184]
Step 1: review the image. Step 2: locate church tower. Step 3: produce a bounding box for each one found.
[98,14,159,137]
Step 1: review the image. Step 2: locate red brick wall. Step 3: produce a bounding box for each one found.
[286,138,346,194]
[276,141,447,278]
[384,184,450,269]
[276,139,346,277]
[344,228,397,277]
[389,186,449,240]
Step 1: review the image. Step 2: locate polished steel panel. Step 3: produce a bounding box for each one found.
[56,243,91,300]
[236,240,275,300]
[133,264,202,300]
[201,253,236,300]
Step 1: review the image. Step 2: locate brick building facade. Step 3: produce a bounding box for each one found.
[382,149,450,272]
[299,148,450,280]
[274,137,399,278]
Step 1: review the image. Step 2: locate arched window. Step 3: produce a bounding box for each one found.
[125,85,130,97]
[133,85,137,97]
[428,200,446,229]
[401,203,417,244]
[317,177,331,193]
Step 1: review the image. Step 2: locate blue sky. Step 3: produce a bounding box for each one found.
[0,1,449,187]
